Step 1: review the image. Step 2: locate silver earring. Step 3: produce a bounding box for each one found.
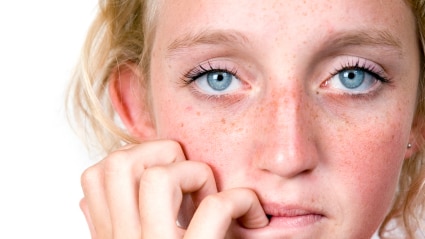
[407,143,412,149]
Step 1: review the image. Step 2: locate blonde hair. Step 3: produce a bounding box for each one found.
[66,0,158,153]
[67,0,425,237]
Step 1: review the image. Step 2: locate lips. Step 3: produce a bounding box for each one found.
[229,203,326,238]
[263,204,325,228]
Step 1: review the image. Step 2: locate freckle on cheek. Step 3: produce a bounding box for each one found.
[259,107,264,113]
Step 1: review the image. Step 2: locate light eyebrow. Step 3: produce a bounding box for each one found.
[325,29,403,55]
[166,29,250,55]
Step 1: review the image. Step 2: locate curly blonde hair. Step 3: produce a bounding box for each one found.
[67,0,425,237]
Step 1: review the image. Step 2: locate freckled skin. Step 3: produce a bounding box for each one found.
[147,0,420,238]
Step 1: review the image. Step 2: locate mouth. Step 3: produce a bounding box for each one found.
[231,205,326,238]
[263,206,325,228]
[228,201,328,239]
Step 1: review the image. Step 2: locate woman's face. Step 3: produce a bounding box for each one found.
[147,0,420,238]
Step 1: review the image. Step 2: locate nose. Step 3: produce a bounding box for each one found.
[252,86,320,178]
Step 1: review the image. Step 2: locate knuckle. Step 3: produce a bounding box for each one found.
[196,161,214,176]
[161,140,183,155]
[237,188,256,199]
[80,166,101,189]
[187,161,215,181]
[162,139,181,149]
[201,193,232,214]
[102,150,132,174]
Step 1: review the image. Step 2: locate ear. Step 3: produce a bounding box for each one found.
[109,63,156,141]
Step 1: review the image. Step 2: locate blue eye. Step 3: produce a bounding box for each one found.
[324,58,391,95]
[326,68,385,93]
[191,69,242,95]
[339,69,365,89]
[207,71,233,91]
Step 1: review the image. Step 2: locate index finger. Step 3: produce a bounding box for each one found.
[139,161,218,239]
[184,188,268,239]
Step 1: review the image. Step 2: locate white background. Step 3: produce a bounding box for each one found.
[0,1,97,238]
[0,1,399,239]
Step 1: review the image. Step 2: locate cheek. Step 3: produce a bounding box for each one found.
[326,110,409,224]
[154,99,253,185]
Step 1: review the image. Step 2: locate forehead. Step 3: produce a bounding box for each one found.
[153,0,416,51]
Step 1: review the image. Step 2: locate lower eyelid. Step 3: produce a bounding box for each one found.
[319,71,391,101]
[189,87,247,106]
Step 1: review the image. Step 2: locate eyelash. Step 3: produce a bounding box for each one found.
[181,59,392,94]
[329,59,391,84]
[182,61,239,85]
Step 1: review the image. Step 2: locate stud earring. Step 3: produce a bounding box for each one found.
[407,143,412,149]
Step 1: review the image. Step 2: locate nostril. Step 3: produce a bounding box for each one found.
[301,169,313,175]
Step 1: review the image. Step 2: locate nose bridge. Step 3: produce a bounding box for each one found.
[271,86,304,134]
[253,80,318,178]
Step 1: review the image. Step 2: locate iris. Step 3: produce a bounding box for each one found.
[339,70,365,89]
[207,71,233,91]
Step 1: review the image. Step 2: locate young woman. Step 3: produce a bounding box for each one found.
[68,0,425,238]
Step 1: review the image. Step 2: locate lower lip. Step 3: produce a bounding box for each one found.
[268,214,324,228]
[230,214,324,238]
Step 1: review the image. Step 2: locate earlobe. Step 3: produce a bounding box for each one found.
[405,116,425,159]
[405,140,416,159]
[109,63,156,141]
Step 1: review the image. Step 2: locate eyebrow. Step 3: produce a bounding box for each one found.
[322,29,403,55]
[166,29,250,55]
[166,28,404,57]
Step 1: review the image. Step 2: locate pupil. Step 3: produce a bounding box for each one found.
[348,72,355,79]
[217,74,224,81]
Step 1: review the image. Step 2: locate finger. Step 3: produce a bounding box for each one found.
[111,140,187,169]
[80,163,112,239]
[139,161,218,239]
[103,140,188,238]
[184,188,268,239]
[80,198,97,239]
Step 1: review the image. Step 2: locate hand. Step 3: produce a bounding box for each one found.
[80,140,268,239]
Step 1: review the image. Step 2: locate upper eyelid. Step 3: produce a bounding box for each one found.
[184,61,239,80]
[328,57,388,77]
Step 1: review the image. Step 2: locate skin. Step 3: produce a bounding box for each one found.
[80,0,421,238]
